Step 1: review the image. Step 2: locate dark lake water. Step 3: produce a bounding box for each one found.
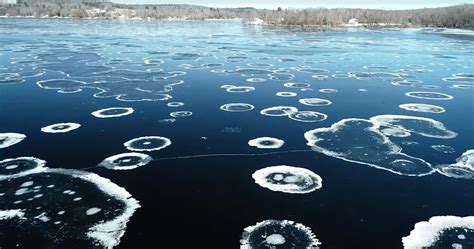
[0,18,473,249]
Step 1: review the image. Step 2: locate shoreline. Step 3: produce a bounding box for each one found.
[1,16,473,32]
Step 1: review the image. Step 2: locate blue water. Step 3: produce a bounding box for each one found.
[0,18,473,248]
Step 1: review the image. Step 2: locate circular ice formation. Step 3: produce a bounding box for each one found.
[248,137,285,149]
[312,74,329,80]
[260,106,298,117]
[0,157,46,180]
[167,102,184,107]
[222,85,256,93]
[123,136,171,152]
[170,111,193,118]
[402,216,474,249]
[36,79,86,93]
[220,103,255,112]
[304,118,434,176]
[252,165,322,194]
[276,92,297,97]
[319,88,338,93]
[240,220,321,249]
[283,82,311,88]
[124,136,172,152]
[0,132,26,149]
[289,111,327,122]
[399,103,446,114]
[91,107,134,118]
[451,84,474,90]
[297,68,329,74]
[269,73,294,81]
[405,91,453,100]
[99,152,153,170]
[431,145,455,154]
[0,159,140,248]
[246,78,266,83]
[299,98,332,106]
[40,123,81,134]
[436,149,474,179]
[370,115,457,139]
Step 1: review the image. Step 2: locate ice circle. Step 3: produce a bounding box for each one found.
[289,111,327,122]
[436,149,474,179]
[405,91,454,100]
[222,85,255,93]
[451,84,474,90]
[246,78,266,83]
[124,136,172,152]
[91,107,134,118]
[99,152,153,170]
[0,158,139,248]
[36,79,86,94]
[399,103,446,114]
[276,92,297,97]
[304,118,434,176]
[319,88,338,93]
[167,102,185,107]
[0,157,46,180]
[248,137,285,149]
[370,115,457,139]
[240,220,321,249]
[252,165,322,194]
[220,103,255,112]
[40,123,81,134]
[299,98,332,106]
[402,216,474,249]
[0,132,26,149]
[170,111,193,118]
[260,106,298,117]
[283,82,311,89]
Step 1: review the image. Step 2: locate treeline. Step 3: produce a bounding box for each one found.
[243,4,474,28]
[0,0,243,19]
[0,0,473,29]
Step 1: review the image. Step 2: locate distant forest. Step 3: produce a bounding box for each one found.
[1,0,473,29]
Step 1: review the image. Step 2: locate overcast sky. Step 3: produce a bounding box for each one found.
[112,0,473,9]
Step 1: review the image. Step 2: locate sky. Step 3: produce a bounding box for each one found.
[112,0,473,10]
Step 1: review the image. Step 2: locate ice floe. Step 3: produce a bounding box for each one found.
[276,92,297,97]
[299,98,332,106]
[252,165,322,194]
[0,133,26,149]
[0,157,139,248]
[124,136,172,152]
[220,103,255,112]
[399,103,445,114]
[304,118,434,176]
[405,91,453,100]
[248,137,284,149]
[170,111,193,118]
[260,106,298,117]
[240,220,321,249]
[289,111,327,122]
[40,123,81,134]
[91,107,134,118]
[436,149,474,179]
[402,216,474,249]
[99,152,153,170]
